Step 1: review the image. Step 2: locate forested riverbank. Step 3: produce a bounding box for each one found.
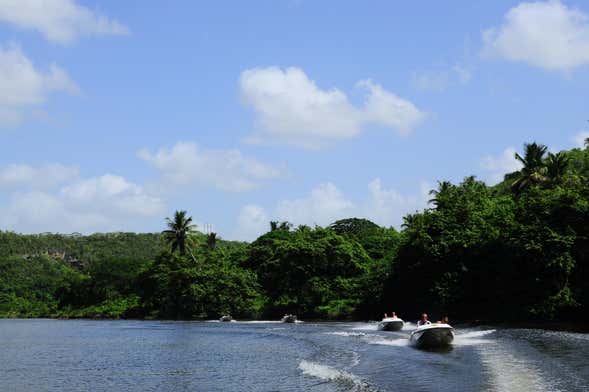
[1,142,589,323]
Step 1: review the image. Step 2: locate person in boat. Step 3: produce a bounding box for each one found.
[437,315,449,324]
[391,312,397,319]
[417,313,431,326]
[384,313,388,318]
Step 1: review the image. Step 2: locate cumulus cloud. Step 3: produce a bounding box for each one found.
[233,179,430,241]
[411,70,449,92]
[482,0,589,71]
[363,178,430,227]
[411,65,472,92]
[275,183,355,226]
[138,141,283,193]
[0,0,129,44]
[453,64,473,84]
[0,44,78,126]
[0,164,165,233]
[572,130,589,147]
[233,204,269,242]
[0,163,78,189]
[239,66,425,148]
[480,147,523,184]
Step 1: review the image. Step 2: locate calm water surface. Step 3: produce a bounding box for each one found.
[1,319,589,391]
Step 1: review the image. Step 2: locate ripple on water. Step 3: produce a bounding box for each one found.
[298,360,376,392]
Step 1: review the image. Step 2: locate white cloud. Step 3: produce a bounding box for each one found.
[411,70,449,92]
[275,182,355,226]
[138,142,283,193]
[411,64,472,93]
[0,44,78,126]
[482,0,589,71]
[480,147,523,184]
[453,64,472,84]
[233,204,269,242]
[0,0,129,44]
[357,79,425,136]
[60,174,164,218]
[233,179,430,241]
[239,66,425,148]
[0,163,78,189]
[0,165,165,233]
[363,178,430,227]
[572,130,589,147]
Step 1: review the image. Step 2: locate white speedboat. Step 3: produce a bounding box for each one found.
[378,317,404,331]
[281,314,297,323]
[219,315,233,322]
[409,323,454,348]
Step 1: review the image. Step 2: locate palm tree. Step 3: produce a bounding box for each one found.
[545,152,569,183]
[269,221,291,232]
[511,142,548,194]
[278,221,292,231]
[206,232,217,250]
[428,181,453,209]
[162,210,197,260]
[585,137,589,149]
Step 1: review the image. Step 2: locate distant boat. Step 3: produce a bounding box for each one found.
[409,323,454,348]
[219,315,233,322]
[281,314,297,323]
[378,317,404,331]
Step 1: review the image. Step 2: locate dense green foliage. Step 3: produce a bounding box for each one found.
[1,142,589,322]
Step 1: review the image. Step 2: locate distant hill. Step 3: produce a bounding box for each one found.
[0,231,246,268]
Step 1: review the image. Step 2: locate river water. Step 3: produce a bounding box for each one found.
[1,319,588,391]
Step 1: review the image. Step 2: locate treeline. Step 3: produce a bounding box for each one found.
[1,141,589,322]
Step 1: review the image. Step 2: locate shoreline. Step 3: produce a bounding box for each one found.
[3,317,589,332]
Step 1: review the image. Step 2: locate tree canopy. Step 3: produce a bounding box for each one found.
[2,142,589,323]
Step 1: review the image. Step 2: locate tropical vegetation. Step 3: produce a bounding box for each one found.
[1,142,589,323]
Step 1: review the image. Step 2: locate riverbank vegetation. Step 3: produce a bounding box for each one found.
[1,141,589,322]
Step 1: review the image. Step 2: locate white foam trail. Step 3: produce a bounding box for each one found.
[350,350,361,367]
[233,320,283,324]
[480,345,556,392]
[351,323,378,331]
[454,329,496,346]
[326,332,367,338]
[457,329,496,339]
[402,322,416,331]
[298,360,372,391]
[367,337,410,347]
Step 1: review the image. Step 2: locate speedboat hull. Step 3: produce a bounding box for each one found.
[378,318,404,331]
[410,324,454,348]
[281,315,297,323]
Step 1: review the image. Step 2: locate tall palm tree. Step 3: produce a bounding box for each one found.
[428,181,453,209]
[278,221,292,231]
[206,232,217,250]
[511,142,548,195]
[162,210,197,260]
[545,152,569,183]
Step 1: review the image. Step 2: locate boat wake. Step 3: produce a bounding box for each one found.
[298,360,376,391]
[325,331,367,338]
[237,320,283,323]
[350,323,379,331]
[479,342,555,391]
[453,329,496,346]
[366,336,410,347]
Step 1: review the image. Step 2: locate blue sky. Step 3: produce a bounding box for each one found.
[0,0,588,240]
